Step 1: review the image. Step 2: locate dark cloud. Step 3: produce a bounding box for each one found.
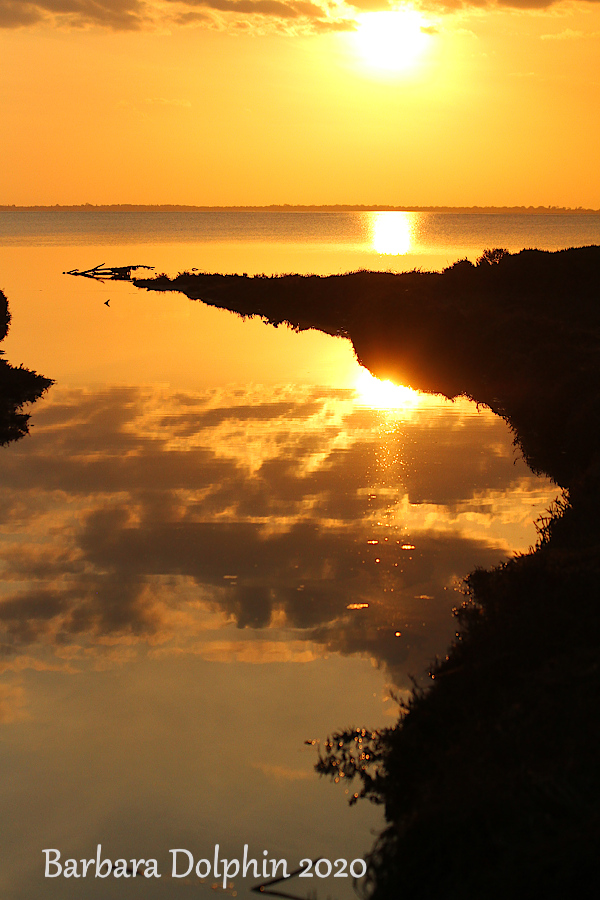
[170,9,211,23]
[346,0,392,9]
[0,1,44,26]
[173,0,359,32]
[0,0,146,30]
[0,0,354,31]
[161,399,323,434]
[422,0,600,8]
[0,443,239,494]
[310,15,356,31]
[1,0,599,32]
[0,500,503,677]
[180,0,320,16]
[0,574,160,651]
[495,0,565,6]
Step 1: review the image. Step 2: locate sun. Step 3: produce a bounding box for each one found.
[354,9,432,73]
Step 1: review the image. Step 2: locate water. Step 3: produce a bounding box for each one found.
[2,208,599,273]
[1,210,592,899]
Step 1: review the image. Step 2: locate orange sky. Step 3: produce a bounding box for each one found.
[1,1,599,207]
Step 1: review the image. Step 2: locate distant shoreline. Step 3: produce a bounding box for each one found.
[1,204,599,215]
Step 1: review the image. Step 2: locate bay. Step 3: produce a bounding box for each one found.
[1,210,592,899]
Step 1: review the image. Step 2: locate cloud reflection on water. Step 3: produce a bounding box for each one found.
[0,382,557,687]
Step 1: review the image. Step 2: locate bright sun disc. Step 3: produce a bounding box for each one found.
[354,10,431,72]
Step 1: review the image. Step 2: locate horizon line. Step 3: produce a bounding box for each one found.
[1,203,599,214]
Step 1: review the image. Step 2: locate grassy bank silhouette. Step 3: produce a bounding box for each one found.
[135,246,600,896]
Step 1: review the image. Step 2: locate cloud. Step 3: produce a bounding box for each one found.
[0,1,44,27]
[417,0,600,12]
[540,28,592,40]
[180,0,322,17]
[495,0,600,8]
[346,0,392,10]
[161,398,323,433]
[0,0,357,32]
[3,0,599,34]
[166,0,358,32]
[0,0,148,30]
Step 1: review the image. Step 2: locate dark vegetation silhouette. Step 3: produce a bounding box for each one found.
[134,246,600,896]
[0,288,53,445]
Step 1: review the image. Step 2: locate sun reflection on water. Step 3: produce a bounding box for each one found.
[370,211,413,255]
[354,367,421,409]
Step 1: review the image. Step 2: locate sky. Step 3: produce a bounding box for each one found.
[1,0,599,206]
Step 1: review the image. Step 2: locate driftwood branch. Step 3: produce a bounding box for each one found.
[64,263,154,281]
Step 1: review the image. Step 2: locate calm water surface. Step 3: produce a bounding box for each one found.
[1,211,589,899]
[2,208,600,272]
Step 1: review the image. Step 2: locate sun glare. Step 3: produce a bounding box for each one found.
[354,10,432,73]
[354,368,421,410]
